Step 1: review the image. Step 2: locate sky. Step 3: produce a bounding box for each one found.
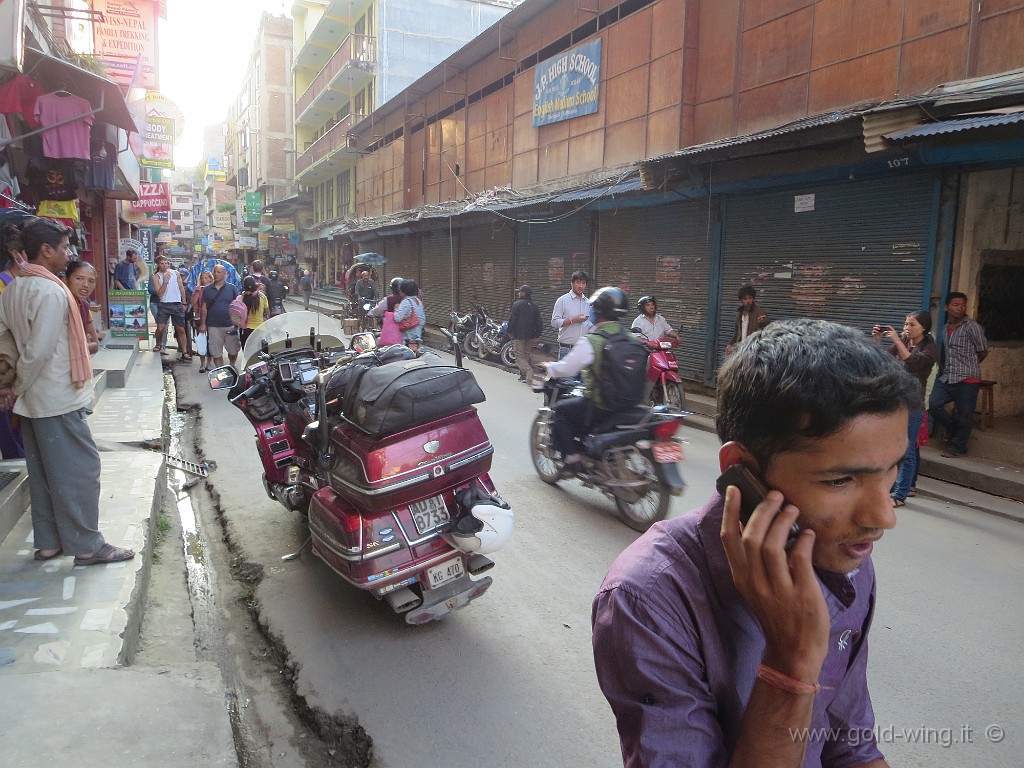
[157,0,291,168]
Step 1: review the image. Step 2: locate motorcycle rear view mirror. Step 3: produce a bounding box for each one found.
[350,332,377,353]
[208,366,238,390]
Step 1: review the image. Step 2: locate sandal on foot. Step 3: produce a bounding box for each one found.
[33,548,63,561]
[74,543,135,566]
[892,498,906,507]
[907,488,917,497]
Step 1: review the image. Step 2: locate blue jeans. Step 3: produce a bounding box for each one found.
[928,378,979,455]
[892,409,924,500]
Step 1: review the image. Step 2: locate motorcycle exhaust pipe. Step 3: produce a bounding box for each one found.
[467,554,494,575]
[385,587,422,613]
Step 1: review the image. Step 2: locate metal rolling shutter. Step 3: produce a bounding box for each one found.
[515,217,593,344]
[419,228,458,326]
[717,175,938,366]
[458,224,516,323]
[383,235,419,290]
[596,203,713,382]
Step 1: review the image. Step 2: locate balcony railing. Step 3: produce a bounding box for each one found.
[295,113,361,178]
[296,33,376,120]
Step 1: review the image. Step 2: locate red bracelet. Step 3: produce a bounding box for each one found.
[756,663,821,695]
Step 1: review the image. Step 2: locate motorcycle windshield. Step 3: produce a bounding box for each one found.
[241,310,347,366]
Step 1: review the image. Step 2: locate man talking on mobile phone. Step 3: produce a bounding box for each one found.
[592,319,920,767]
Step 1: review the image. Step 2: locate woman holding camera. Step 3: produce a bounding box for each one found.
[872,311,939,505]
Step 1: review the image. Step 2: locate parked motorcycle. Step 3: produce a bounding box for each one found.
[630,329,686,410]
[438,309,475,355]
[209,311,513,623]
[477,320,516,369]
[464,305,497,358]
[529,378,686,531]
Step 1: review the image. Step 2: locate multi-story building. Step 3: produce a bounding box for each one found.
[223,13,294,266]
[168,183,194,259]
[288,0,525,283]
[330,0,1024,419]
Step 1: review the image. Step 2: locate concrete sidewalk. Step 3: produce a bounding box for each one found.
[0,340,237,767]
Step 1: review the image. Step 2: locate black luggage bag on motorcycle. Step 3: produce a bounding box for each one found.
[343,352,486,436]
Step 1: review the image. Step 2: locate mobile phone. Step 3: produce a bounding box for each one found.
[716,463,801,548]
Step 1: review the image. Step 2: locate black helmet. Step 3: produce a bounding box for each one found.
[637,295,657,312]
[390,276,403,292]
[269,270,278,280]
[589,286,629,321]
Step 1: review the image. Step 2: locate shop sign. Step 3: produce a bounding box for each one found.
[129,182,170,212]
[119,238,144,258]
[532,39,602,127]
[245,191,262,223]
[138,228,154,261]
[214,211,232,229]
[93,0,159,91]
[141,115,174,169]
[108,290,149,338]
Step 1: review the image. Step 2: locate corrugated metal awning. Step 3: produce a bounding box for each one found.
[885,109,1024,140]
[550,177,642,202]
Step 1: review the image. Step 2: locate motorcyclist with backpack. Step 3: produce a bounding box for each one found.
[543,286,649,467]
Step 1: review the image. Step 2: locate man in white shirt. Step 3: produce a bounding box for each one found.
[631,295,679,342]
[152,255,190,359]
[550,270,592,359]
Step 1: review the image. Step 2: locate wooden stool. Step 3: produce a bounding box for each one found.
[975,380,996,431]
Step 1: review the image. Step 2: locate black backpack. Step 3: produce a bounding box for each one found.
[591,325,649,411]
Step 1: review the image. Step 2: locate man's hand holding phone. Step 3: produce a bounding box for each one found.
[718,465,829,681]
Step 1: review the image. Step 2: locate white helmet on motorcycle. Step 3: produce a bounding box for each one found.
[447,485,514,555]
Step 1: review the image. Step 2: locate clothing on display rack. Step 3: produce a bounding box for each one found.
[34,91,94,160]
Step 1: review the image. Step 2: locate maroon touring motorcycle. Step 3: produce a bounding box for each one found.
[209,312,513,624]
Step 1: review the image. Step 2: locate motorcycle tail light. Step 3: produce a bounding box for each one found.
[652,419,681,440]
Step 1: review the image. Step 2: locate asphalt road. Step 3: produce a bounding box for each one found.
[183,349,1022,768]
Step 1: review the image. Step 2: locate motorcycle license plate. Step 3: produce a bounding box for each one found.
[427,556,464,588]
[652,442,684,463]
[410,494,450,535]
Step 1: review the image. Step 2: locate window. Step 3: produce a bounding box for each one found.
[978,260,1024,341]
[337,171,351,215]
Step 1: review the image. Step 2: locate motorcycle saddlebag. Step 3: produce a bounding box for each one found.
[345,355,486,436]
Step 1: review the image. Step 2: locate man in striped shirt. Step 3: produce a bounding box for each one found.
[928,292,988,458]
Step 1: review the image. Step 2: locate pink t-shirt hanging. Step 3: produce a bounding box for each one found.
[34,92,94,160]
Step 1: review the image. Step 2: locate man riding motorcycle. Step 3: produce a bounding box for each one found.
[544,286,633,467]
[631,295,679,341]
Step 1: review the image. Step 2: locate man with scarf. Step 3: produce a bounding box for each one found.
[0,218,134,565]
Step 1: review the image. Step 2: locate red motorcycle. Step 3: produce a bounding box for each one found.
[209,312,513,624]
[631,330,686,410]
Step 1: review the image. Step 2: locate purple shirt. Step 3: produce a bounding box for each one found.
[592,496,885,768]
